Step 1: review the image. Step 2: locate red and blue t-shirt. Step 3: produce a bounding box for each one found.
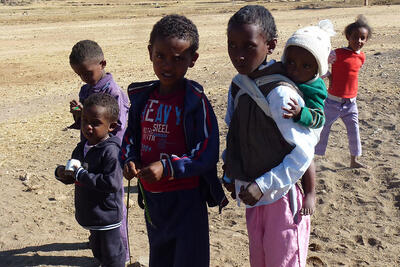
[140,88,199,192]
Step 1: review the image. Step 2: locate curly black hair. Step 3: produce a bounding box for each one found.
[149,14,199,54]
[83,93,119,123]
[69,40,104,65]
[228,5,277,42]
[344,15,372,40]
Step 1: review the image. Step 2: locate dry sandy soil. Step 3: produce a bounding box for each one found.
[0,0,399,266]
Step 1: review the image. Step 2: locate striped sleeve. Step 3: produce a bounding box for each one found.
[296,106,325,129]
[120,130,135,164]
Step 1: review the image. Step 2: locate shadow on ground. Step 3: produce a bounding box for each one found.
[0,242,96,267]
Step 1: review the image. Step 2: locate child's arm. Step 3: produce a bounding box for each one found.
[69,99,82,123]
[120,103,141,174]
[301,162,315,196]
[294,106,325,129]
[283,98,325,129]
[221,87,237,200]
[322,49,336,89]
[284,82,327,129]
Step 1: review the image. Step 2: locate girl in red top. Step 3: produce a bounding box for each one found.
[315,15,372,168]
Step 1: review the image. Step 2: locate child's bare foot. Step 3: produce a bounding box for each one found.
[300,191,315,216]
[350,156,368,168]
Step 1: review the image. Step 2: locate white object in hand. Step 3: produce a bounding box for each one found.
[65,159,81,173]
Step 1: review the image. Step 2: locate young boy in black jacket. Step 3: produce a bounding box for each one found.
[55,93,126,267]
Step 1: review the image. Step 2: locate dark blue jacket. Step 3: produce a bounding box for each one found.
[120,79,226,207]
[72,135,124,228]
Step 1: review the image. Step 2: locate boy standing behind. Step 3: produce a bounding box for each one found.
[121,15,226,267]
[69,40,129,144]
[68,40,130,264]
[55,93,126,267]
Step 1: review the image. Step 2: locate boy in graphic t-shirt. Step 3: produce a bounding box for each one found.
[120,15,227,267]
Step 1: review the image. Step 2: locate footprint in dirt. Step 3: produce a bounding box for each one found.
[367,237,384,250]
[226,219,237,227]
[388,179,400,189]
[309,242,322,252]
[394,195,400,209]
[371,139,383,148]
[354,235,364,245]
[307,256,327,267]
[383,124,396,131]
[334,162,346,168]
[359,119,373,128]
[318,164,336,172]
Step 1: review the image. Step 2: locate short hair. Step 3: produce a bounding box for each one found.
[344,15,372,40]
[83,93,119,123]
[228,5,277,42]
[149,14,199,54]
[69,40,104,65]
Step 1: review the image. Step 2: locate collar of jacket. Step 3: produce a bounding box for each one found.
[128,78,205,116]
[77,134,121,150]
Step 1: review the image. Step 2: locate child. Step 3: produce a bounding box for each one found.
[120,14,227,267]
[69,39,129,144]
[55,93,126,267]
[249,19,335,215]
[223,5,320,267]
[68,39,130,263]
[315,15,372,168]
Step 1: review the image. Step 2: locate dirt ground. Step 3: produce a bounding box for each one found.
[0,1,399,266]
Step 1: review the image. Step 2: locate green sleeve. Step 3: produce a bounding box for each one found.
[294,106,325,128]
[294,79,327,128]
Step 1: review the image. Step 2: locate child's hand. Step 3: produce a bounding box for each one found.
[219,196,229,214]
[282,97,301,120]
[70,100,83,120]
[137,161,164,183]
[70,99,82,112]
[238,183,263,206]
[123,161,140,180]
[221,165,236,199]
[55,165,75,184]
[222,178,236,200]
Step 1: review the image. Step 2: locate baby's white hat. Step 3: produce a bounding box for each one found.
[282,19,336,77]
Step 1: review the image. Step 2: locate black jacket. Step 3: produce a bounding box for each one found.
[72,135,124,228]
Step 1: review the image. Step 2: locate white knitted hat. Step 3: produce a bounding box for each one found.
[282,19,336,77]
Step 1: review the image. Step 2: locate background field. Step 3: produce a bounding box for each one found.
[0,1,399,266]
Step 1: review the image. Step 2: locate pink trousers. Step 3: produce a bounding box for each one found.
[246,185,310,267]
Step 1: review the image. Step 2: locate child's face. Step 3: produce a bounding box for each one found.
[81,105,116,145]
[347,27,369,52]
[227,23,273,75]
[148,37,198,93]
[284,46,318,84]
[71,60,106,86]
